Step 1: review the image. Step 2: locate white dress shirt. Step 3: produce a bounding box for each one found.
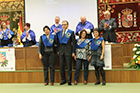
[62,28,68,37]
[78,29,91,34]
[55,23,59,27]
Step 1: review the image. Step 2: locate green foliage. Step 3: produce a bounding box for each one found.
[130,44,140,69]
[1,59,8,67]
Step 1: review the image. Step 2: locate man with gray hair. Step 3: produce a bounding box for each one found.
[50,16,63,34]
[76,16,94,39]
[56,20,75,86]
[99,11,117,42]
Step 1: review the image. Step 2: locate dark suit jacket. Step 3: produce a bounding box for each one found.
[56,29,76,55]
[99,18,117,42]
[38,35,57,56]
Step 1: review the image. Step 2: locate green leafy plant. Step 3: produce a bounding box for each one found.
[129,44,140,69]
[0,59,8,67]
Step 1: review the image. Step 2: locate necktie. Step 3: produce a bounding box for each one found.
[106,20,109,24]
[63,30,65,37]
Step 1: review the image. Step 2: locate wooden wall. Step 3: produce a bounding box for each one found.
[0,43,139,83]
[111,43,134,69]
[15,43,134,70]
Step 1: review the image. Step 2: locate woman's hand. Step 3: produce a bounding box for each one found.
[74,56,76,61]
[7,30,9,35]
[39,53,42,59]
[57,52,59,55]
[88,55,91,62]
[72,53,75,57]
[26,31,29,37]
[100,55,104,60]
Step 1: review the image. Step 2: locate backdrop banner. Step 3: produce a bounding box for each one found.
[98,0,140,43]
[0,48,15,71]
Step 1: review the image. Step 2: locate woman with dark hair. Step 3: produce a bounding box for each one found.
[38,25,57,86]
[21,23,36,47]
[90,28,106,85]
[0,22,14,47]
[74,30,91,85]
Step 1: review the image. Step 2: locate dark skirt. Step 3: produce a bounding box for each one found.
[90,45,105,67]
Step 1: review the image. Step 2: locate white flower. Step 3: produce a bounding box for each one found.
[133,55,137,59]
[137,45,140,47]
[133,48,137,51]
[137,56,140,60]
[134,43,138,46]
[136,61,138,63]
[136,51,140,54]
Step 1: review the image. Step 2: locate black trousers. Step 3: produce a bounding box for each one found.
[59,54,72,83]
[1,39,13,46]
[41,52,56,83]
[23,41,35,47]
[94,66,105,82]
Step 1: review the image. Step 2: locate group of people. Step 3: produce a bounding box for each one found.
[37,10,117,86]
[38,20,106,86]
[0,11,117,86]
[0,22,36,47]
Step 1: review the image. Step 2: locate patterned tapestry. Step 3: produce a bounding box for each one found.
[98,0,140,43]
[0,0,24,39]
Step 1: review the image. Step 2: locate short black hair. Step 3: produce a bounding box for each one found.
[62,20,69,25]
[93,28,100,36]
[43,25,50,31]
[79,30,88,39]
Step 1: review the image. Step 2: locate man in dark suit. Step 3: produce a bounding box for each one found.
[99,11,117,42]
[56,20,75,86]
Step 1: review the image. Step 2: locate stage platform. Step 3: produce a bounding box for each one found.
[0,68,140,83]
[0,43,140,83]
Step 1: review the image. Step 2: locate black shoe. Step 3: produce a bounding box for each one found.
[60,82,66,85]
[95,81,100,85]
[102,81,106,85]
[95,69,100,85]
[100,68,106,86]
[68,82,72,86]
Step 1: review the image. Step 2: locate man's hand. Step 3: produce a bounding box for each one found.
[104,22,107,29]
[54,28,57,34]
[58,29,60,32]
[106,24,109,28]
[39,53,42,59]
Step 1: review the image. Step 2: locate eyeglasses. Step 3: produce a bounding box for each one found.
[62,24,67,26]
[44,29,49,31]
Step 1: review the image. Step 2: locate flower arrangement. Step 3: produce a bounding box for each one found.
[0,59,8,67]
[129,43,140,69]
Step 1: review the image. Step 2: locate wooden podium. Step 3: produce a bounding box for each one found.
[0,43,139,83]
